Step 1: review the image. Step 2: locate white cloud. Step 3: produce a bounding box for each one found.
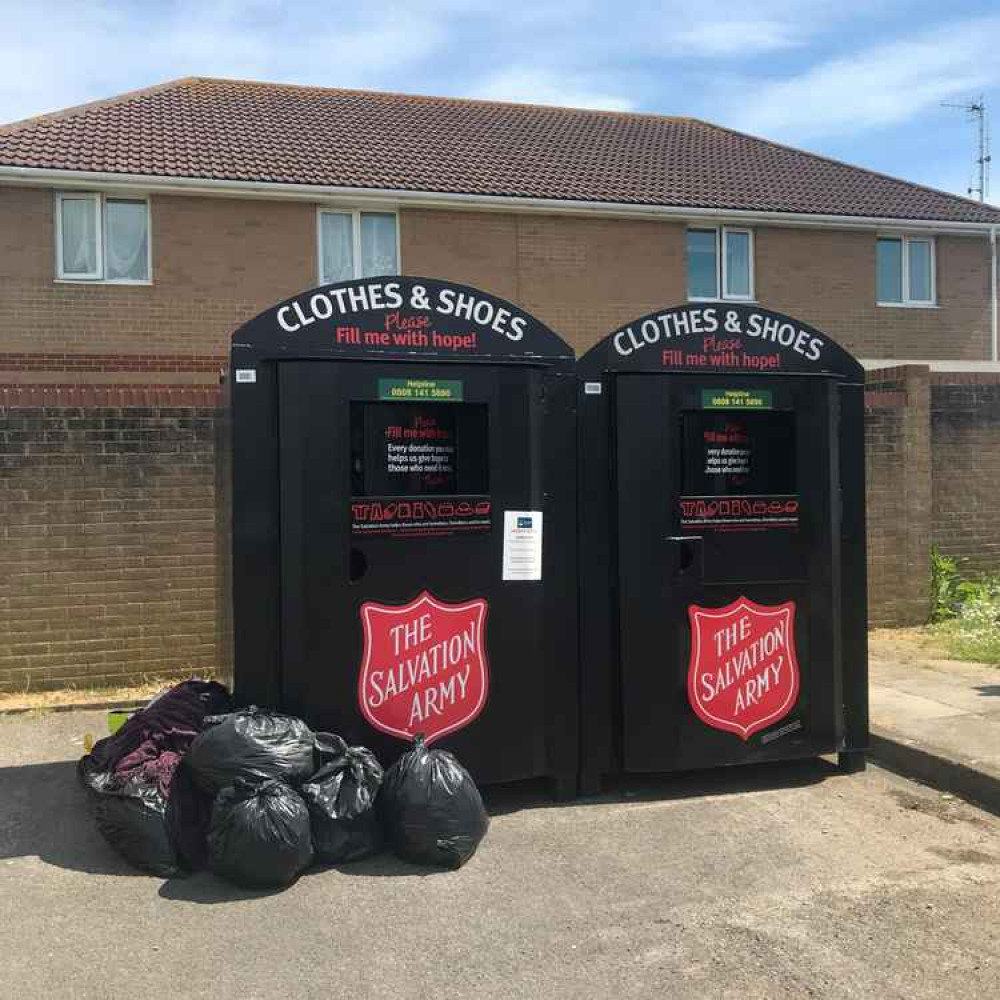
[670,18,802,57]
[723,16,1000,142]
[0,0,455,123]
[470,69,636,112]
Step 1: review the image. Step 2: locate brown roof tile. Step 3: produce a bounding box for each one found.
[1,76,998,224]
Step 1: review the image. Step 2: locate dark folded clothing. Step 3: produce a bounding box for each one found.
[80,680,230,795]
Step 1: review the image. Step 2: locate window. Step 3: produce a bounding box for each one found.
[55,192,150,282]
[687,227,754,301]
[351,401,488,497]
[681,411,796,497]
[876,236,935,306]
[318,209,399,284]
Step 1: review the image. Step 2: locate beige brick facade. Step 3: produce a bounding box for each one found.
[0,187,317,362]
[1,186,994,365]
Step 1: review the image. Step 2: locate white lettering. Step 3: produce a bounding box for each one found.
[613,330,633,356]
[277,306,300,333]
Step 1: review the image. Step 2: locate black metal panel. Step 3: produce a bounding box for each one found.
[228,277,578,791]
[540,373,581,789]
[230,357,282,709]
[838,382,870,754]
[578,304,868,788]
[577,377,617,790]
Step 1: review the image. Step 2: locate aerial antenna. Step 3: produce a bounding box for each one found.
[942,96,990,201]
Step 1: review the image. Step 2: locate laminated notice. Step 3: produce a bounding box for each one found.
[502,511,543,581]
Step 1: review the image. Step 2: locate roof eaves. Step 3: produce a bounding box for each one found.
[1,163,996,231]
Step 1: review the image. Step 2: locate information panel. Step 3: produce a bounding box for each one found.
[679,411,798,532]
[350,401,491,537]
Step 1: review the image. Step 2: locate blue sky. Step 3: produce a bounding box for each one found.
[1,0,998,203]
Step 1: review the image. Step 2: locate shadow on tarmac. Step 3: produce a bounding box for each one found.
[0,757,458,897]
[157,852,444,903]
[0,754,840,899]
[482,756,840,817]
[0,759,139,877]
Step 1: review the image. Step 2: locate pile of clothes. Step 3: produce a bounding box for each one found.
[79,681,489,888]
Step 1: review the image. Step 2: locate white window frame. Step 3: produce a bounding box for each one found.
[54,191,152,284]
[316,207,401,285]
[687,226,755,303]
[876,234,937,308]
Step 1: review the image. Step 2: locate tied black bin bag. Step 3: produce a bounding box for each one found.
[208,778,314,889]
[95,779,181,878]
[379,736,490,870]
[300,734,383,864]
[186,707,315,794]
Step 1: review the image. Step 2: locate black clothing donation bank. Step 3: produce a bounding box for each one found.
[227,277,579,795]
[577,303,868,792]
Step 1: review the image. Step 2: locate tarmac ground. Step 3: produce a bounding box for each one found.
[1,708,999,999]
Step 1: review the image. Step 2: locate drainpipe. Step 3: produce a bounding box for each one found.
[992,226,998,362]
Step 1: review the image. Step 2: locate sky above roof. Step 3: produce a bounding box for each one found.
[1,0,997,206]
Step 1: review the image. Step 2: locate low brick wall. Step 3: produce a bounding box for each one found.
[864,366,1000,626]
[0,388,220,694]
[931,375,1000,575]
[864,367,931,626]
[1,368,997,691]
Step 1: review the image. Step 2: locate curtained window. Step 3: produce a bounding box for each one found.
[105,199,150,281]
[56,192,150,282]
[320,212,354,284]
[319,210,399,284]
[687,227,754,301]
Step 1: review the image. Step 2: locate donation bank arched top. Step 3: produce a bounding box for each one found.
[578,303,863,380]
[232,275,574,364]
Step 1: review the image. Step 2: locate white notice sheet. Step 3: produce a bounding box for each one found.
[502,510,543,581]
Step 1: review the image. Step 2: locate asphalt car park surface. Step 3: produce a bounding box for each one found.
[1,709,998,999]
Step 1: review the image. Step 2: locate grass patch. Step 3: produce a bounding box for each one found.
[932,585,1000,665]
[928,550,1000,665]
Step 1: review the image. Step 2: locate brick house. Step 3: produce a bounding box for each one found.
[1,77,999,692]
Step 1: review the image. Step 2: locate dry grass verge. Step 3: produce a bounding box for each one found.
[0,671,221,713]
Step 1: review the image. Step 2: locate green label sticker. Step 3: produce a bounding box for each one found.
[378,378,464,402]
[701,388,772,410]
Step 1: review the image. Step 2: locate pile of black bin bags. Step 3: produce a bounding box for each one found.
[78,681,490,887]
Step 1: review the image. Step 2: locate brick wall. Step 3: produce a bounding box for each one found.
[1,187,991,365]
[757,230,992,360]
[402,209,992,361]
[0,186,316,360]
[864,366,1000,626]
[864,367,932,626]
[931,375,1000,574]
[0,390,220,694]
[400,208,687,356]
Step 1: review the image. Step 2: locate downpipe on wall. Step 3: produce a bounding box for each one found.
[992,226,998,363]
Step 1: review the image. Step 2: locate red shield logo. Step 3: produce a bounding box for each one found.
[687,597,800,741]
[358,591,489,745]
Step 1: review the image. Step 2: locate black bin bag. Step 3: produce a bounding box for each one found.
[186,708,315,794]
[95,780,181,878]
[300,734,384,864]
[207,778,314,889]
[379,735,490,870]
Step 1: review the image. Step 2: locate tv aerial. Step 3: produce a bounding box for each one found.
[941,96,991,201]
